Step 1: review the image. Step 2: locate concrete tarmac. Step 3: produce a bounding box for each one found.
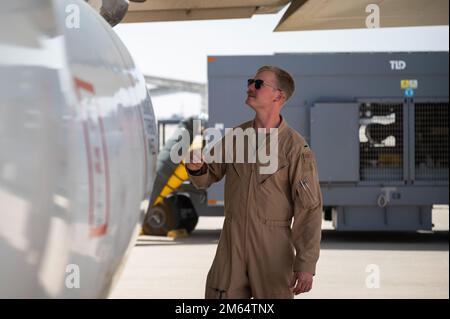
[110,206,449,299]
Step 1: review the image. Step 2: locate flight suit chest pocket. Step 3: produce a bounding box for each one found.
[258,162,289,185]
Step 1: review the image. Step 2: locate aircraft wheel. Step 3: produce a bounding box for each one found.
[142,194,198,236]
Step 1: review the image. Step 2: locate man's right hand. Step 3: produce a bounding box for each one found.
[185,150,205,171]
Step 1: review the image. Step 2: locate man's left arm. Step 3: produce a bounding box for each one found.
[289,144,323,294]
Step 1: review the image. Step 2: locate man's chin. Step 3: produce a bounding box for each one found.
[245,98,255,108]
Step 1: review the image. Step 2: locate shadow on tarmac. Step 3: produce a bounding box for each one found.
[136,228,449,251]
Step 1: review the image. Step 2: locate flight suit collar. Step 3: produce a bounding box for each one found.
[247,115,288,154]
[249,114,288,136]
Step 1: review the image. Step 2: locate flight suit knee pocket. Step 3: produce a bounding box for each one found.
[205,286,227,299]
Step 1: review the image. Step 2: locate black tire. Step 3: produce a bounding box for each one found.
[142,194,198,236]
[142,200,180,236]
[168,194,199,234]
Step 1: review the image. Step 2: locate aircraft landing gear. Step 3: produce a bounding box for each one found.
[142,194,199,236]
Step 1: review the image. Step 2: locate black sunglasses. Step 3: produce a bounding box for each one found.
[247,78,281,91]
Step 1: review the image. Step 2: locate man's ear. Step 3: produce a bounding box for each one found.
[273,93,279,101]
[275,92,285,102]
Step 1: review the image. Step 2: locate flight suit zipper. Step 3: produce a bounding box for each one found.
[244,165,254,264]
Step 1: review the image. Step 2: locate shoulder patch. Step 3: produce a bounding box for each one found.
[302,149,315,162]
[301,149,315,173]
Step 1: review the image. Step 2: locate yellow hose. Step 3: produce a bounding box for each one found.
[153,134,203,206]
[153,163,189,206]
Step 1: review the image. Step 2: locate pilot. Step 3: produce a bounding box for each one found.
[185,65,323,299]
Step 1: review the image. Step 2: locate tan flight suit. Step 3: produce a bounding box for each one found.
[187,116,322,299]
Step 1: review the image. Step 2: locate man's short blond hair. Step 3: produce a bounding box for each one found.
[257,65,295,102]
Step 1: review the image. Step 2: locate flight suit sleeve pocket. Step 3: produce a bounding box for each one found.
[295,176,320,211]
